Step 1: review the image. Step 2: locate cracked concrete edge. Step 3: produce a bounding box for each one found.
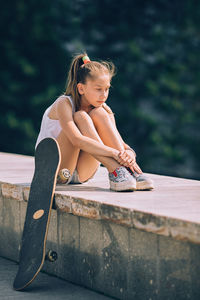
[132,210,200,244]
[1,181,200,245]
[1,182,24,202]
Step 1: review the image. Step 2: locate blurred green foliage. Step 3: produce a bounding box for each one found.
[0,0,200,179]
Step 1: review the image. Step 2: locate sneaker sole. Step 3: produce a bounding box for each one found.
[136,180,154,190]
[110,182,137,192]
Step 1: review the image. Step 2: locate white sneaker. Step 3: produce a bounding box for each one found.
[126,168,154,190]
[109,166,136,192]
[135,173,154,190]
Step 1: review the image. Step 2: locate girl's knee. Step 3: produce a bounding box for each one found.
[89,107,109,122]
[74,110,92,125]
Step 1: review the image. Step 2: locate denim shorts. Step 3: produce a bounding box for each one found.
[68,166,99,184]
[68,169,82,184]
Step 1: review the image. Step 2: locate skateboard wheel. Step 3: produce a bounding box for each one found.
[45,250,58,262]
[57,168,71,184]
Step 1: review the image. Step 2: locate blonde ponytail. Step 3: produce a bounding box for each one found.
[65,53,86,111]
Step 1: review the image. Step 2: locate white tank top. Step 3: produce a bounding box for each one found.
[35,95,75,148]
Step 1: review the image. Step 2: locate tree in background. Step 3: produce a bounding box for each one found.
[0,0,70,153]
[0,0,200,179]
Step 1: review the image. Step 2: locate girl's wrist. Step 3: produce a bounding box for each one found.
[112,149,120,159]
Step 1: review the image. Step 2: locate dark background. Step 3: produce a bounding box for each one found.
[0,0,200,179]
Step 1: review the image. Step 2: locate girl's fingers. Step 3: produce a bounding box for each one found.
[127,157,136,165]
[118,159,142,173]
[118,158,125,165]
[117,154,124,164]
[118,150,125,157]
[135,162,142,173]
[118,152,142,172]
[118,153,129,165]
[133,163,142,174]
[130,165,135,173]
[119,156,128,163]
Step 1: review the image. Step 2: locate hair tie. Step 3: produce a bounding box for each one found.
[82,55,91,64]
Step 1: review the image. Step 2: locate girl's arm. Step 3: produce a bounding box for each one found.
[56,98,120,160]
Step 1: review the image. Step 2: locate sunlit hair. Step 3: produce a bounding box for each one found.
[64,53,116,113]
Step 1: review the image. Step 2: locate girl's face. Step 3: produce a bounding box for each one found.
[77,73,111,109]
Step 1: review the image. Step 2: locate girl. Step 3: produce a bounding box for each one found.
[35,53,154,191]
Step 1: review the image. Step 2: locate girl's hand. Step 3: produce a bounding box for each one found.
[117,150,134,166]
[118,150,142,174]
[129,162,143,174]
[124,149,136,165]
[124,149,142,173]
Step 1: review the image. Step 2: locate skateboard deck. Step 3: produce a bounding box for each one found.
[13,138,61,290]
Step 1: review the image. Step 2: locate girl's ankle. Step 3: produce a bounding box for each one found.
[108,164,121,173]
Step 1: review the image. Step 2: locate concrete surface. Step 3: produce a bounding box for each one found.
[0,256,113,299]
[1,152,200,299]
[0,152,200,244]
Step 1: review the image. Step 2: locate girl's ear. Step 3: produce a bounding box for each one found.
[77,83,84,95]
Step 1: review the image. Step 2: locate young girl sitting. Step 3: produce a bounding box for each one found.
[35,53,154,191]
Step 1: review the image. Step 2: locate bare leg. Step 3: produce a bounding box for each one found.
[73,111,120,182]
[57,106,130,182]
[56,111,120,182]
[56,130,80,174]
[89,107,125,150]
[90,108,144,176]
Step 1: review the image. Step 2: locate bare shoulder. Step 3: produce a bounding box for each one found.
[57,95,73,111]
[56,95,73,108]
[48,95,72,120]
[54,95,73,120]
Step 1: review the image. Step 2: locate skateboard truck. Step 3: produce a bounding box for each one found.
[45,250,58,262]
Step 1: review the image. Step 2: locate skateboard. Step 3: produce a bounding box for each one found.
[13,137,61,290]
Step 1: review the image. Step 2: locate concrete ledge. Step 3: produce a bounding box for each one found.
[1,152,200,299]
[1,152,200,244]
